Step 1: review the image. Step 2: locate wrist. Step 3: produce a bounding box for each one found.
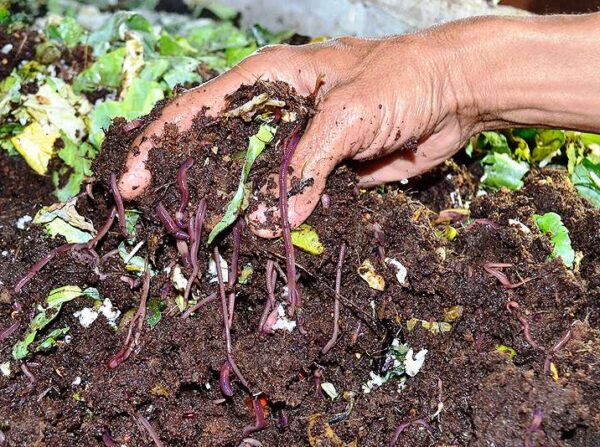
[447,13,600,133]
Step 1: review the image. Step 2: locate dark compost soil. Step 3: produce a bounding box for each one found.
[1,81,599,447]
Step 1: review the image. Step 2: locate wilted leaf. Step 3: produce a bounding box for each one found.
[34,198,96,243]
[357,259,385,291]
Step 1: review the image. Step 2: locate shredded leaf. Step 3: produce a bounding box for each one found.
[357,259,385,291]
[291,224,324,255]
[320,382,338,400]
[146,298,166,329]
[533,212,575,268]
[13,286,98,359]
[207,124,276,244]
[34,198,96,243]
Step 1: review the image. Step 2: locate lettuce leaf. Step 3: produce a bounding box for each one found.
[73,47,126,93]
[46,16,83,47]
[481,152,529,190]
[89,78,164,147]
[534,212,575,268]
[571,158,600,208]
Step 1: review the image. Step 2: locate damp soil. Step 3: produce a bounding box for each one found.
[0,29,38,81]
[1,82,600,447]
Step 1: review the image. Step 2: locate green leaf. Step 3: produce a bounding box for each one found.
[532,130,565,166]
[533,212,575,268]
[89,78,164,147]
[146,298,166,329]
[250,24,295,46]
[512,128,538,140]
[207,124,276,244]
[156,32,197,56]
[571,158,600,208]
[580,132,600,147]
[496,344,517,359]
[86,12,155,56]
[204,2,239,20]
[481,152,529,190]
[477,132,511,155]
[73,47,126,93]
[125,209,141,242]
[34,199,96,243]
[12,331,36,360]
[186,22,251,52]
[13,285,90,360]
[36,327,70,352]
[511,131,531,162]
[225,44,256,66]
[52,134,96,200]
[46,16,83,47]
[139,58,170,81]
[291,224,325,255]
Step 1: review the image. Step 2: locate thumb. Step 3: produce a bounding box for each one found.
[248,92,355,237]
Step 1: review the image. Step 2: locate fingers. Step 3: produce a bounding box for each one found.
[118,70,245,199]
[247,92,359,238]
[355,131,461,186]
[118,49,295,200]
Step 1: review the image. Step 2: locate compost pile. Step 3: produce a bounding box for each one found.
[2,3,600,447]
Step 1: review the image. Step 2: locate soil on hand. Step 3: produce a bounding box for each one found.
[1,81,599,447]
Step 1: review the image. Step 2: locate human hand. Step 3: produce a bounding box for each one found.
[118,25,482,237]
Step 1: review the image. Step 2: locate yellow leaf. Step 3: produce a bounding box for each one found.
[496,344,517,359]
[11,122,59,175]
[307,413,357,447]
[550,362,559,382]
[291,224,324,255]
[444,305,464,323]
[357,259,385,291]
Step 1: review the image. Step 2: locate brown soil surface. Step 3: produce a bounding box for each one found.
[0,29,38,80]
[1,82,599,447]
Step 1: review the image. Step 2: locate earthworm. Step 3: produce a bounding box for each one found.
[110,174,129,238]
[390,418,432,446]
[155,202,189,240]
[322,242,346,354]
[484,262,531,289]
[219,360,234,397]
[175,157,194,228]
[135,413,164,447]
[242,398,266,437]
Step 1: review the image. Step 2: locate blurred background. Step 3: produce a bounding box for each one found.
[149,0,600,38]
[501,0,600,13]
